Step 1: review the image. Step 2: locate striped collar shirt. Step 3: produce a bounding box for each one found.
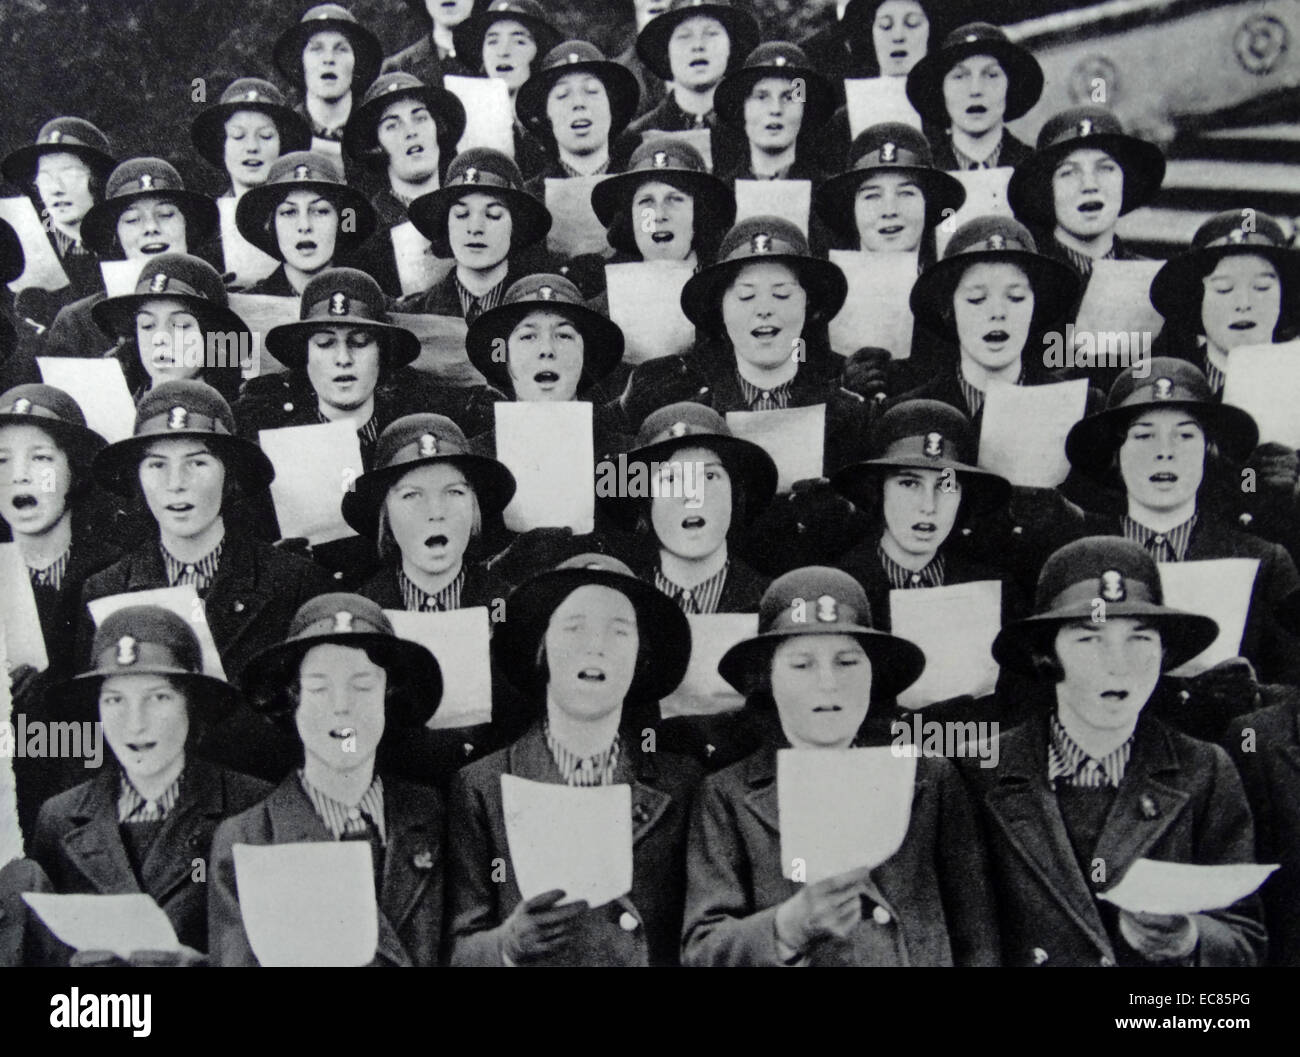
[560,157,610,179]
[1201,344,1227,394]
[316,408,380,449]
[655,560,729,614]
[544,720,621,787]
[28,550,70,591]
[455,273,507,324]
[50,226,90,260]
[877,543,946,589]
[1054,238,1118,279]
[161,541,224,593]
[1120,512,1198,563]
[298,770,387,843]
[948,135,1002,171]
[398,567,465,612]
[118,769,183,823]
[956,367,1023,418]
[736,371,794,411]
[1048,713,1132,788]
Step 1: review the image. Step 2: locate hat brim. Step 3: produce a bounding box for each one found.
[682,253,849,333]
[908,249,1081,339]
[713,64,837,134]
[407,184,551,258]
[80,190,219,260]
[830,456,1012,516]
[272,20,383,90]
[0,219,24,284]
[234,179,379,260]
[0,413,106,472]
[635,6,761,82]
[466,298,624,394]
[342,85,469,164]
[93,430,276,497]
[48,667,241,725]
[815,165,967,243]
[91,294,251,347]
[453,12,563,74]
[516,60,641,142]
[265,316,421,369]
[1007,134,1166,227]
[1149,244,1300,325]
[493,566,692,701]
[190,102,314,171]
[905,40,1044,126]
[592,168,736,255]
[341,452,518,536]
[1,142,116,188]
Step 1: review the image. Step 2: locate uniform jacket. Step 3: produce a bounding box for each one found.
[682,744,1001,966]
[42,291,115,358]
[927,127,1034,172]
[381,34,475,83]
[30,757,271,955]
[243,263,299,298]
[958,711,1267,967]
[625,552,769,613]
[207,773,445,966]
[0,858,53,967]
[446,721,703,966]
[394,257,537,321]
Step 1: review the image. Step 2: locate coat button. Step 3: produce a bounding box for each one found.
[632,804,650,825]
[283,402,294,412]
[233,601,245,612]
[871,905,891,925]
[462,742,475,757]
[619,911,639,932]
[1031,947,1048,965]
[1100,955,1114,967]
[1139,794,1159,819]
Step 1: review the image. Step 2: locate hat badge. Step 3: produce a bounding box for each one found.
[116,636,138,666]
[567,51,580,64]
[1099,569,1126,603]
[332,610,354,633]
[669,421,689,438]
[48,130,62,143]
[536,284,555,301]
[774,55,788,67]
[329,291,348,316]
[1227,226,1248,244]
[418,433,439,457]
[1152,377,1174,400]
[923,431,944,458]
[986,233,1006,251]
[294,164,311,179]
[149,273,169,293]
[880,141,897,163]
[167,406,189,430]
[1077,117,1094,136]
[815,594,839,623]
[245,89,261,102]
[965,32,979,42]
[10,397,32,415]
[463,166,479,184]
[138,173,155,190]
[652,150,669,169]
[751,232,772,254]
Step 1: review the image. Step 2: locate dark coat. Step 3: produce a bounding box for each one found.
[621,94,748,178]
[207,773,445,966]
[29,757,271,956]
[446,721,703,966]
[243,263,298,298]
[957,711,1267,967]
[0,858,53,967]
[682,743,1001,965]
[381,34,475,83]
[42,291,115,359]
[927,126,1034,172]
[393,256,537,320]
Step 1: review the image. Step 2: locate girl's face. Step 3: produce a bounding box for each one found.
[881,467,961,559]
[667,16,730,90]
[136,298,204,388]
[377,98,440,184]
[1053,618,1162,736]
[1052,148,1123,241]
[506,310,585,401]
[302,30,356,101]
[482,20,537,92]
[854,172,926,252]
[224,110,281,190]
[942,55,1007,135]
[543,584,639,722]
[651,445,731,562]
[770,633,872,749]
[99,674,189,785]
[0,424,72,537]
[295,643,387,773]
[385,462,477,577]
[953,261,1034,371]
[138,438,225,540]
[547,73,612,156]
[721,261,807,372]
[274,190,340,273]
[34,152,95,227]
[1118,408,1206,514]
[448,192,513,270]
[1201,254,1283,354]
[632,180,696,261]
[742,77,804,153]
[305,325,383,412]
[873,0,929,77]
[116,196,188,260]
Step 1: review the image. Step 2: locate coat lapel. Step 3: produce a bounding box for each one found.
[203,533,277,655]
[59,769,139,895]
[137,758,224,905]
[377,787,437,942]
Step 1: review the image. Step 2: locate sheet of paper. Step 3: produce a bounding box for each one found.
[0,544,48,671]
[936,168,1014,257]
[501,774,632,907]
[227,293,299,375]
[309,136,344,167]
[640,128,713,173]
[1224,340,1300,449]
[1099,858,1279,916]
[388,312,479,385]
[605,260,695,365]
[733,179,812,237]
[1073,259,1164,347]
[778,747,917,883]
[88,584,227,679]
[217,196,278,287]
[444,74,515,157]
[844,77,923,137]
[495,401,594,533]
[259,420,363,545]
[100,258,145,298]
[660,613,757,718]
[891,581,1001,709]
[545,176,613,259]
[36,356,136,444]
[978,379,1089,488]
[232,841,378,966]
[0,195,69,293]
[23,892,179,957]
[726,404,826,492]
[385,607,492,729]
[389,220,455,297]
[827,249,916,358]
[1158,558,1260,677]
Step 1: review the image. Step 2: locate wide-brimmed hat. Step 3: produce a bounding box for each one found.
[908,215,1081,339]
[1064,357,1260,481]
[79,158,218,260]
[273,3,383,91]
[234,150,378,260]
[190,78,314,171]
[591,136,735,256]
[517,41,641,142]
[241,593,443,725]
[905,22,1044,127]
[992,536,1220,675]
[1007,106,1166,228]
[601,401,778,529]
[49,605,239,723]
[453,0,563,70]
[0,383,107,473]
[407,147,552,257]
[1,116,115,188]
[1149,209,1300,327]
[681,215,848,333]
[719,566,926,701]
[265,267,420,369]
[342,413,518,536]
[342,71,468,167]
[0,218,25,285]
[816,123,966,244]
[91,252,251,344]
[92,379,275,497]
[635,0,761,82]
[831,399,1011,516]
[713,41,836,135]
[466,273,624,394]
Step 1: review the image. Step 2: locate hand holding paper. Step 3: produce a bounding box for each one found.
[1099,858,1278,916]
